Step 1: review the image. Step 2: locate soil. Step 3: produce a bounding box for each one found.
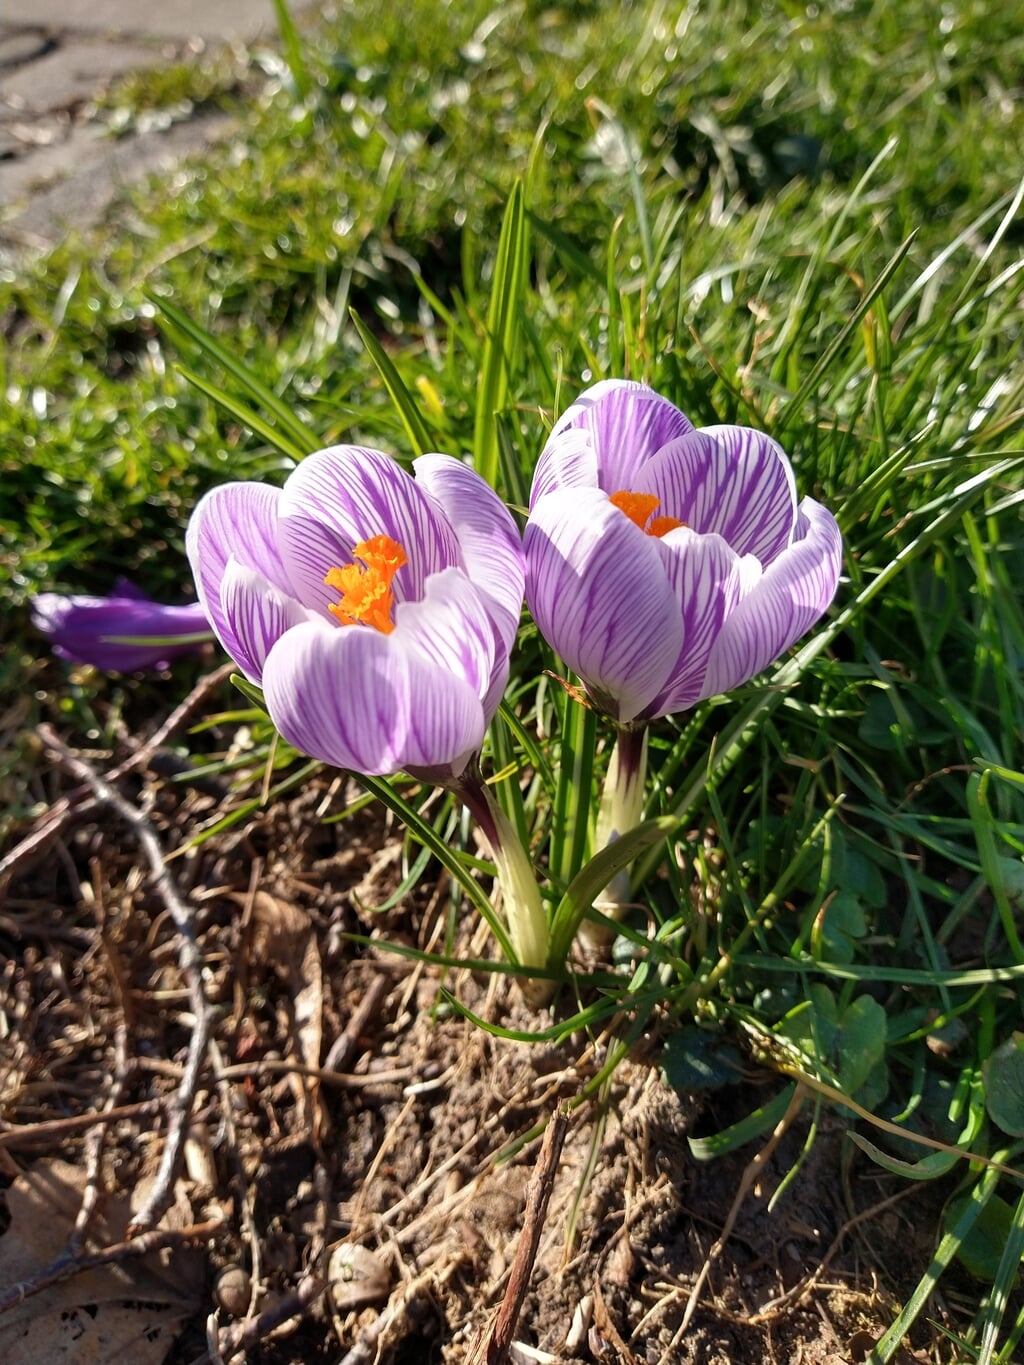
[0,667,985,1364]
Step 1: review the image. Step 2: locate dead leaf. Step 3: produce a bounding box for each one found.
[0,1158,201,1365]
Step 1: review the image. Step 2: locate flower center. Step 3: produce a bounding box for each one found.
[610,489,685,538]
[324,535,408,634]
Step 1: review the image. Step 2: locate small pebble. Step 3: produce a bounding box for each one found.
[214,1264,252,1317]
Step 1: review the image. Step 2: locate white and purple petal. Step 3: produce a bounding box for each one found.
[277,445,461,616]
[261,618,486,777]
[702,498,843,698]
[538,379,695,496]
[639,426,798,562]
[529,427,599,506]
[643,529,743,717]
[413,453,525,650]
[219,559,311,684]
[524,488,683,722]
[396,569,503,707]
[186,481,292,658]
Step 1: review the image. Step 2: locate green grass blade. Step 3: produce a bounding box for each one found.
[348,309,434,458]
[473,180,528,488]
[867,1162,1005,1364]
[357,773,515,961]
[270,0,312,102]
[688,1084,800,1161]
[148,293,318,455]
[547,814,680,969]
[176,365,309,464]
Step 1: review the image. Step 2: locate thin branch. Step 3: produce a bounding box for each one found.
[37,723,216,1235]
[0,1099,162,1149]
[466,1106,569,1365]
[0,663,232,887]
[0,1215,224,1317]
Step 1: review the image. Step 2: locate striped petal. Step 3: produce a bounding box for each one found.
[524,488,682,722]
[413,453,525,650]
[277,445,460,617]
[262,618,486,777]
[219,559,311,684]
[186,481,293,667]
[644,529,743,717]
[529,427,598,506]
[703,498,843,697]
[639,426,798,562]
[396,568,504,709]
[537,379,695,497]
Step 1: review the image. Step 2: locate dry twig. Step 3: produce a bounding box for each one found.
[216,1271,328,1363]
[0,663,233,887]
[37,723,216,1235]
[466,1106,569,1365]
[0,1099,162,1150]
[0,1214,224,1317]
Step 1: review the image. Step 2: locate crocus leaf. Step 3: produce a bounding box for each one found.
[230,673,270,714]
[348,310,434,458]
[546,813,679,968]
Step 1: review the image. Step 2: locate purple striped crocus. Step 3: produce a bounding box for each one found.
[32,578,211,671]
[185,444,525,780]
[524,379,843,722]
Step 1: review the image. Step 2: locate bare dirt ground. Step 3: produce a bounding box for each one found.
[0,664,985,1364]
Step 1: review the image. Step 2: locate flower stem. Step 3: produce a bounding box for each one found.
[448,766,554,1008]
[583,723,649,947]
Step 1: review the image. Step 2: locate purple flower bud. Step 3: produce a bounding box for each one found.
[32,578,210,672]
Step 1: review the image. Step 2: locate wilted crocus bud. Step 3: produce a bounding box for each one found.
[524,379,843,721]
[32,578,211,672]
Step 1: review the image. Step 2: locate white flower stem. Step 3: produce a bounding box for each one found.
[449,767,554,1008]
[584,723,649,948]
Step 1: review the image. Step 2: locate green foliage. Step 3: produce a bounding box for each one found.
[5,0,1024,1356]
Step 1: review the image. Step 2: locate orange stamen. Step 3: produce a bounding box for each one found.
[324,534,408,634]
[610,489,685,538]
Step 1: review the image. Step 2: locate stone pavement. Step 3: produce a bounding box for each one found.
[1,0,314,255]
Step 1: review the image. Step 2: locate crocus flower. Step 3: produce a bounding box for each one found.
[186,444,525,781]
[525,379,843,722]
[32,578,211,671]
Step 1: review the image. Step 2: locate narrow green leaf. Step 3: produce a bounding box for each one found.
[177,365,308,464]
[474,180,528,487]
[776,232,916,436]
[547,814,679,968]
[549,694,596,888]
[688,1084,800,1161]
[358,773,515,961]
[149,293,317,455]
[230,673,269,714]
[848,1131,964,1181]
[348,310,434,457]
[270,0,312,101]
